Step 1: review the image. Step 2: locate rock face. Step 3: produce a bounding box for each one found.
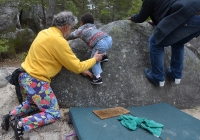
[51,20,200,109]
[186,37,200,59]
[20,4,45,33]
[0,2,19,34]
[0,68,9,88]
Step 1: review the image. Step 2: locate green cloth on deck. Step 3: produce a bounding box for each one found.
[118,114,164,137]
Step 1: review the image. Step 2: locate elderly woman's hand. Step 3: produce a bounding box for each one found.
[82,70,93,78]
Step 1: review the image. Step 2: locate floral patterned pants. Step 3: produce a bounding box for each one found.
[10,72,60,131]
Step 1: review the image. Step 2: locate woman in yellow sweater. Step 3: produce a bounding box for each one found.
[1,11,104,140]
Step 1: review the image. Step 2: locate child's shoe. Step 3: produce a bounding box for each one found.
[100,55,108,62]
[91,76,103,84]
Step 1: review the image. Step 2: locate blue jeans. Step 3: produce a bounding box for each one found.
[91,36,112,76]
[149,15,200,81]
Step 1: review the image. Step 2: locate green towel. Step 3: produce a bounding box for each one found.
[118,114,164,137]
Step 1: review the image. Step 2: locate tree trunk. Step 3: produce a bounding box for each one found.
[60,0,65,11]
[46,0,56,28]
[41,0,46,28]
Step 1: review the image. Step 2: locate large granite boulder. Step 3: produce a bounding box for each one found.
[51,20,200,109]
[20,4,45,33]
[0,68,9,88]
[186,37,200,59]
[0,2,20,34]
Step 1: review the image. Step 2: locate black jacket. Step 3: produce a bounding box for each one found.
[131,0,200,45]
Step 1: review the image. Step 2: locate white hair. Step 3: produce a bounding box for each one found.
[52,11,78,28]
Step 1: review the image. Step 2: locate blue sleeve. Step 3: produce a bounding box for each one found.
[131,0,154,23]
[67,30,80,40]
[67,25,87,40]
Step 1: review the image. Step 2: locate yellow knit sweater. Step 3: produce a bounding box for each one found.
[21,27,96,83]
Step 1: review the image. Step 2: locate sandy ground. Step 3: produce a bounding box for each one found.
[0,60,200,140]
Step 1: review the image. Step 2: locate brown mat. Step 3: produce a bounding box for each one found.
[93,107,130,119]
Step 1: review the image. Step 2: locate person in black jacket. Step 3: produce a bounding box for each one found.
[128,0,200,86]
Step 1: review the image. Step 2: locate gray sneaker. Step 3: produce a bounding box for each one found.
[144,69,165,87]
[166,68,181,84]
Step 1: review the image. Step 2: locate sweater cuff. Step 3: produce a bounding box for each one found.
[91,57,96,64]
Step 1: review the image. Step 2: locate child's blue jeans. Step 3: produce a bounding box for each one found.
[91,36,112,76]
